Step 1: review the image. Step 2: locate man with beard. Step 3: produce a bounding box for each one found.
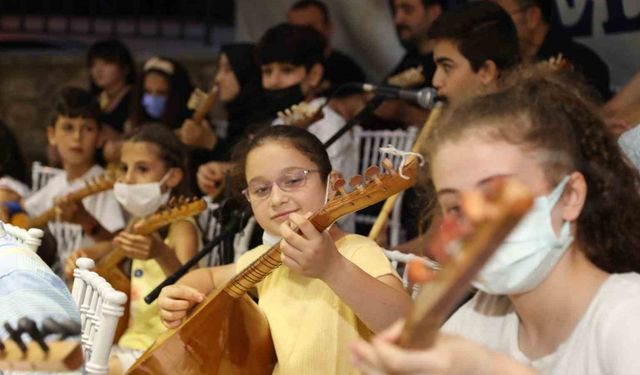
[491,0,611,100]
[389,0,445,81]
[374,0,446,129]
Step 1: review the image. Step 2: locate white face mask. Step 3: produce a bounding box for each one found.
[114,171,172,217]
[472,176,574,295]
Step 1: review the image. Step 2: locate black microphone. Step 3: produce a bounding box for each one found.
[360,84,437,109]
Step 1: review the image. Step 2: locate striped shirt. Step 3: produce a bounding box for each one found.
[0,225,80,374]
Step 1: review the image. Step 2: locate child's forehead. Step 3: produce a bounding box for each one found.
[53,115,98,127]
[122,140,161,154]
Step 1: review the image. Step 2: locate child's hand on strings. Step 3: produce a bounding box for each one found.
[176,119,218,150]
[157,284,205,328]
[53,196,91,224]
[114,231,167,260]
[279,211,344,280]
[197,161,231,197]
[64,241,114,279]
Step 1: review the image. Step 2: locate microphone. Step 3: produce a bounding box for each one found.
[360,83,437,109]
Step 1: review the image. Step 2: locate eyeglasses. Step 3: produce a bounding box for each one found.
[242,168,319,201]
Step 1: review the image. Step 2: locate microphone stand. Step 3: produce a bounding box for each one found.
[144,210,247,304]
[323,95,385,148]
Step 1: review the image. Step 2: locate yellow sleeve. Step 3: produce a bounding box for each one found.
[340,235,399,279]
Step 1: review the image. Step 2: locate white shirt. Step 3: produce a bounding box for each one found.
[443,273,640,375]
[0,176,30,199]
[618,124,640,171]
[23,165,125,270]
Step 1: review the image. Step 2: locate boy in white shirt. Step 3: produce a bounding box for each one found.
[21,87,125,275]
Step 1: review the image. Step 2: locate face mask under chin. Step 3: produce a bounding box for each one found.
[264,84,305,116]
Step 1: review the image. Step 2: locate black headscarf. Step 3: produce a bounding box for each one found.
[221,43,270,147]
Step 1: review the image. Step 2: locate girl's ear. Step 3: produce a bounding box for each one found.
[561,171,587,222]
[164,168,183,189]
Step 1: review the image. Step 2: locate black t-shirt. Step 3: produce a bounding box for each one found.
[99,90,132,133]
[324,49,367,90]
[536,29,611,100]
[387,49,436,88]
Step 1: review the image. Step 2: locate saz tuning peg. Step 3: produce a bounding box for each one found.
[277,101,324,127]
[18,317,48,352]
[348,175,364,189]
[364,166,381,183]
[387,66,425,88]
[187,88,207,110]
[4,322,26,354]
[332,178,346,195]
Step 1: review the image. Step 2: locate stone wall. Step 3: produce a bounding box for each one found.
[0,50,216,166]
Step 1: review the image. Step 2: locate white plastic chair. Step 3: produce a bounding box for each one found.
[1,221,44,252]
[384,249,438,298]
[48,222,84,275]
[31,161,64,192]
[71,257,128,375]
[353,126,418,246]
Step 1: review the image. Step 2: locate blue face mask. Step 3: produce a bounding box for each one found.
[472,176,574,295]
[142,93,167,119]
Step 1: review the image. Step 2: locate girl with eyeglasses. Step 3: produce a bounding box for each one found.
[157,125,411,374]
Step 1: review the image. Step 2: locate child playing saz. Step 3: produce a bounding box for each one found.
[157,126,411,374]
[350,67,640,375]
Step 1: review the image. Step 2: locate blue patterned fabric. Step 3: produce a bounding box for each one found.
[0,222,81,374]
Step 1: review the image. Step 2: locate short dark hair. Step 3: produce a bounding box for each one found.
[86,39,136,94]
[428,1,519,72]
[513,0,551,23]
[291,0,331,24]
[256,23,326,71]
[421,0,448,11]
[53,86,101,122]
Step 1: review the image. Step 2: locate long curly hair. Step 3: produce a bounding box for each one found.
[421,65,640,273]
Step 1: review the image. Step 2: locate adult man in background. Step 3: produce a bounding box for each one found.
[288,0,366,95]
[492,0,611,99]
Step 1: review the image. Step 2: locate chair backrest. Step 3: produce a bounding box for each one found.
[384,249,438,298]
[71,257,127,375]
[352,126,418,246]
[198,200,257,267]
[48,222,84,275]
[1,221,44,252]
[31,161,64,192]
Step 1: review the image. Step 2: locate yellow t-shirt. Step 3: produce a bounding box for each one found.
[118,218,200,350]
[235,234,398,375]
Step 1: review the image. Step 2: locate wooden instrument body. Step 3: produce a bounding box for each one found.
[94,198,207,343]
[10,172,116,229]
[129,161,420,375]
[130,288,275,375]
[0,340,83,372]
